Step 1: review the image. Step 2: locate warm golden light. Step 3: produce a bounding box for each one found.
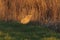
[0,0,60,24]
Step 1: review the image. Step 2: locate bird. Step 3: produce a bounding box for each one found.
[20,8,35,24]
[20,14,32,24]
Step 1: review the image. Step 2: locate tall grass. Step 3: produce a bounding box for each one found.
[0,0,60,24]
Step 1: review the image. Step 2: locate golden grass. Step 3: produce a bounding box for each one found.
[0,0,60,24]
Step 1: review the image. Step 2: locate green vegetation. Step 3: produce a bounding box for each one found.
[0,21,60,40]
